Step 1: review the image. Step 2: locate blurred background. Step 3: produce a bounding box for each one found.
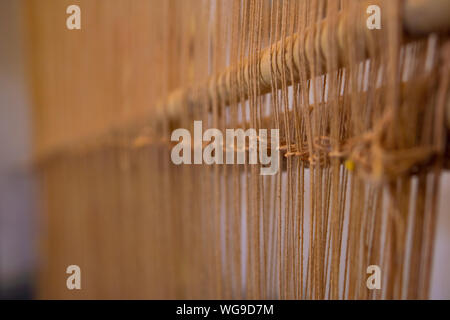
[0,0,36,299]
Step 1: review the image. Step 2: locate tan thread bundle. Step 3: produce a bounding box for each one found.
[26,0,449,299]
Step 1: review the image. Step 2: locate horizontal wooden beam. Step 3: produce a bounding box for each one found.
[159,0,450,125]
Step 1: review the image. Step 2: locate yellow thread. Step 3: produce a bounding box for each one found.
[345,159,355,171]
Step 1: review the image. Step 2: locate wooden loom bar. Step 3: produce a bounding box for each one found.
[161,0,450,124]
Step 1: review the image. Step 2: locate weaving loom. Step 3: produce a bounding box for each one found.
[25,0,450,299]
